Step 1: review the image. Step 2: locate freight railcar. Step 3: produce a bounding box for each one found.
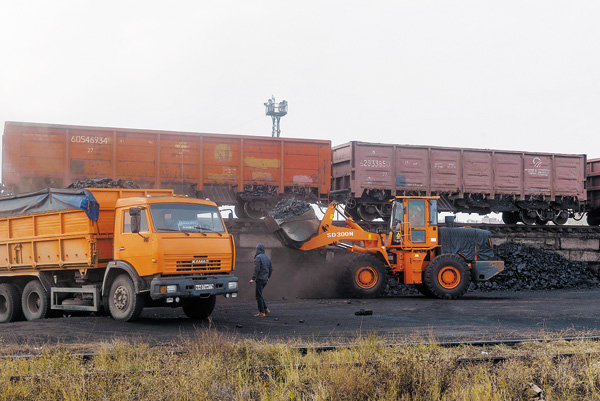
[588,158,600,225]
[2,122,331,218]
[331,141,588,225]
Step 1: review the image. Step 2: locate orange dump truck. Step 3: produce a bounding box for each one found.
[0,188,238,323]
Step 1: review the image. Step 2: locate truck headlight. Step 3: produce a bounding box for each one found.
[167,285,178,293]
[228,282,238,289]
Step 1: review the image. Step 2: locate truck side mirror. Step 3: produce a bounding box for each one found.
[228,211,234,224]
[129,207,141,233]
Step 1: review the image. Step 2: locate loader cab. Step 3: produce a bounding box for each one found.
[389,197,439,249]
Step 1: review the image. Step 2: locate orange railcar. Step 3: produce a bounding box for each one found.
[2,121,331,218]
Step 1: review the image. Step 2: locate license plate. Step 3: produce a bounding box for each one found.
[195,284,214,290]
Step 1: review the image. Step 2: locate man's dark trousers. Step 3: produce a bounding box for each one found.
[255,279,268,313]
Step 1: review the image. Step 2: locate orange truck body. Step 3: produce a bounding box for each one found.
[0,188,238,322]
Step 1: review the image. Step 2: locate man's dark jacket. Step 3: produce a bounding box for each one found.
[252,244,273,282]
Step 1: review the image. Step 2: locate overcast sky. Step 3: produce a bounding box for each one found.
[1,1,599,162]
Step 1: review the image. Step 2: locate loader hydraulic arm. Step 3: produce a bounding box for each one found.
[296,202,385,252]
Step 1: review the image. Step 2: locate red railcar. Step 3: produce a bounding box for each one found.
[2,122,331,218]
[332,141,587,225]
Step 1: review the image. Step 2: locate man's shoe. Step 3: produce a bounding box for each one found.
[254,312,266,317]
[265,308,271,314]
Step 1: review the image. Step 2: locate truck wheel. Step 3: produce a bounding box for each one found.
[182,295,216,319]
[22,280,49,321]
[108,274,144,322]
[343,255,387,298]
[0,283,22,323]
[423,254,471,300]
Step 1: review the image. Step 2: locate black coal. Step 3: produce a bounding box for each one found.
[269,199,312,220]
[67,178,141,189]
[384,242,600,296]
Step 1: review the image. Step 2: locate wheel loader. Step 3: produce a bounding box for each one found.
[265,196,504,299]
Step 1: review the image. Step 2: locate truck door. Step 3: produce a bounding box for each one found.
[115,208,154,275]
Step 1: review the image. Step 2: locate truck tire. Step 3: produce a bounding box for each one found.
[182,295,216,320]
[343,255,387,298]
[108,274,145,322]
[22,280,50,321]
[423,254,471,300]
[0,283,22,323]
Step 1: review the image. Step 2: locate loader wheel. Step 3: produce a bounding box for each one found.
[0,283,22,323]
[22,280,49,321]
[109,274,145,322]
[414,283,434,298]
[182,295,216,320]
[343,255,387,298]
[423,254,471,300]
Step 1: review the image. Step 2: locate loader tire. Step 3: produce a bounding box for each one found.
[0,283,22,323]
[414,283,434,298]
[343,255,387,298]
[423,254,471,300]
[22,280,49,321]
[109,274,145,322]
[182,295,216,320]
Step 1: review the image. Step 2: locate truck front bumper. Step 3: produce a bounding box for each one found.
[149,274,239,300]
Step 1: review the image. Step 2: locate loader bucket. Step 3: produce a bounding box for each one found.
[264,208,321,249]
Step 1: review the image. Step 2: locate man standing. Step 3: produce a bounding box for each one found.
[249,243,272,317]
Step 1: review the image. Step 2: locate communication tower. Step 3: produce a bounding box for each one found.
[264,96,288,137]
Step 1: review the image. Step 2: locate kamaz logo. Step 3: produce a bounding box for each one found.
[192,259,208,264]
[533,157,543,168]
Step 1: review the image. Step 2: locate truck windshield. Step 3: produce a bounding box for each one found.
[149,203,226,233]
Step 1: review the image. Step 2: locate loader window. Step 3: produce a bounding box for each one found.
[407,200,425,228]
[123,210,148,233]
[429,200,438,224]
[408,200,426,243]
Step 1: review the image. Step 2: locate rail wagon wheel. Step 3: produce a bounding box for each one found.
[243,201,267,220]
[519,210,537,226]
[587,213,600,226]
[423,254,471,300]
[536,218,548,225]
[357,204,379,221]
[0,283,22,323]
[552,211,569,226]
[234,203,248,219]
[501,212,519,225]
[22,280,49,321]
[108,274,144,322]
[343,255,387,298]
[182,295,216,320]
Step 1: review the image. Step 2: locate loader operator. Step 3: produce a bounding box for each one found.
[249,243,273,317]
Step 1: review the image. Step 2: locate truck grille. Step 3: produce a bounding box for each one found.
[164,254,232,274]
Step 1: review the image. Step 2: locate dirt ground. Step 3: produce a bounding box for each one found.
[2,289,600,347]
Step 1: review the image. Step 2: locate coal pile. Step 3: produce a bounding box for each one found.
[67,178,141,189]
[269,199,312,220]
[478,242,600,292]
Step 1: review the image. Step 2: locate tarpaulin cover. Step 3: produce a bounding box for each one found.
[0,188,100,221]
[438,227,495,261]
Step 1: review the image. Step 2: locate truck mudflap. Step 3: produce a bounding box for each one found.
[471,260,505,282]
[149,274,239,301]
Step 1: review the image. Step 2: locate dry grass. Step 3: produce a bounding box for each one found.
[2,330,600,400]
